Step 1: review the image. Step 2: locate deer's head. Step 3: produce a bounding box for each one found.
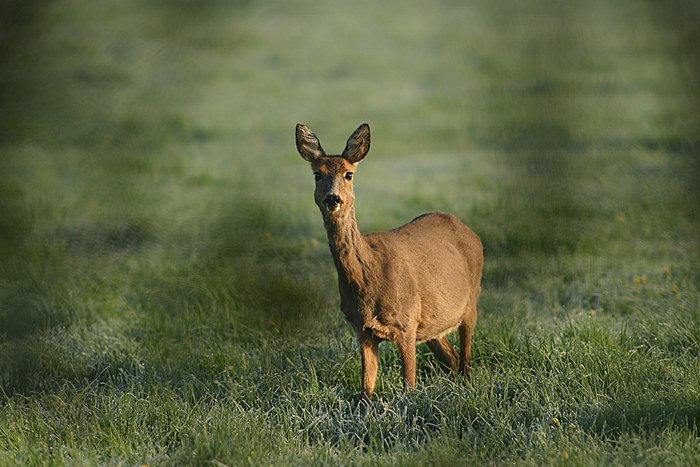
[296,123,370,216]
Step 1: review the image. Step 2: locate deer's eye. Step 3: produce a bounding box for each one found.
[314,172,322,182]
[345,172,354,181]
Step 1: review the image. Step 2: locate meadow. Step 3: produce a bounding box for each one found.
[1,0,698,465]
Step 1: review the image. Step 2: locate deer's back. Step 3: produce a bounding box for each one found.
[370,211,482,271]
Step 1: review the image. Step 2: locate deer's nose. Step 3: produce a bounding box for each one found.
[324,194,343,211]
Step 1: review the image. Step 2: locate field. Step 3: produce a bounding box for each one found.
[1,0,699,465]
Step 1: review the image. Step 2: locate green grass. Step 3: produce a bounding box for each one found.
[1,0,699,465]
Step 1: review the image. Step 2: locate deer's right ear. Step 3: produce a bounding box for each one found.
[296,124,325,161]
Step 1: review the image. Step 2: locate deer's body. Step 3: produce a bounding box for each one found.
[297,123,483,398]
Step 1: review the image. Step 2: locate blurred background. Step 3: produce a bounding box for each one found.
[1,0,698,388]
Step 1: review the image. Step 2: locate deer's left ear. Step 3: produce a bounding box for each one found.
[342,123,370,164]
[296,124,326,161]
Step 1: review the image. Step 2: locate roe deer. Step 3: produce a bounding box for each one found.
[296,123,483,399]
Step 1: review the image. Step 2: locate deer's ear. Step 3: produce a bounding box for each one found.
[296,124,325,161]
[342,123,370,164]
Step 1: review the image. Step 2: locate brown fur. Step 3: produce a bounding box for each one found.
[296,123,484,399]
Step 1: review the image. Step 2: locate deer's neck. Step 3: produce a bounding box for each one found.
[323,208,376,287]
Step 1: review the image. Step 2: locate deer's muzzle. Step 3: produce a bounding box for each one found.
[324,194,343,212]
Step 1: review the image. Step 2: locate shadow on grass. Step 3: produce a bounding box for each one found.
[650,0,700,218]
[475,5,593,290]
[0,0,160,340]
[0,0,330,394]
[476,1,700,292]
[580,394,700,440]
[0,0,45,250]
[134,196,333,345]
[0,197,334,395]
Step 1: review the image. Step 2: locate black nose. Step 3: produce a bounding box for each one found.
[324,194,342,208]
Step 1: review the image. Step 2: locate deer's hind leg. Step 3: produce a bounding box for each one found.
[458,304,478,375]
[426,336,458,373]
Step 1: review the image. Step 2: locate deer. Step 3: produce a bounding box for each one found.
[296,123,483,399]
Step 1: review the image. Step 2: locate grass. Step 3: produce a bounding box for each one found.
[1,0,699,464]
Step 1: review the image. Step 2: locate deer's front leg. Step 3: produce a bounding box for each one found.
[360,331,380,399]
[398,328,417,390]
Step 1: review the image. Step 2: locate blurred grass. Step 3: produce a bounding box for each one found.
[1,0,699,464]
